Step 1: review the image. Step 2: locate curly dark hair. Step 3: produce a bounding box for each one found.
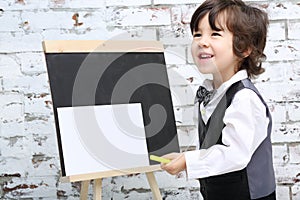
[190,0,269,78]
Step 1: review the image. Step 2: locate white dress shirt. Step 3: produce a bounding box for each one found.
[185,70,269,179]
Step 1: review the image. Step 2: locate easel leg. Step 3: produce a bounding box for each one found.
[93,178,102,200]
[80,180,90,200]
[146,172,162,200]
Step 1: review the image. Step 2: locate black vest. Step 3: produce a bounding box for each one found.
[198,78,276,200]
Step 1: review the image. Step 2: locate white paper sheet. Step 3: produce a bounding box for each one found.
[57,103,149,176]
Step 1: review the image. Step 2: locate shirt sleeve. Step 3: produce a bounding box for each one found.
[185,88,269,180]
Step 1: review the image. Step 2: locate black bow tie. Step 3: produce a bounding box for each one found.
[195,86,215,107]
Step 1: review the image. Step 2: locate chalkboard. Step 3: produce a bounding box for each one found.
[43,40,179,178]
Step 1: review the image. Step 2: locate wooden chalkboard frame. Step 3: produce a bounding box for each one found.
[42,40,164,53]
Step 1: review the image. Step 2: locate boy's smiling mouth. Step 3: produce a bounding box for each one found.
[198,53,214,59]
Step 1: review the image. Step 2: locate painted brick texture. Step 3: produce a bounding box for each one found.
[0,0,299,199]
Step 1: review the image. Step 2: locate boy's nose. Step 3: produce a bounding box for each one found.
[198,37,209,48]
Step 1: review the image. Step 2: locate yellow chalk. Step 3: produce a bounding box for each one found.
[150,155,171,164]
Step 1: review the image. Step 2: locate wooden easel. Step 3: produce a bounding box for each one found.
[43,40,178,200]
[61,165,162,200]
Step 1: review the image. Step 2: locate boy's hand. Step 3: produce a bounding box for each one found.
[160,153,186,175]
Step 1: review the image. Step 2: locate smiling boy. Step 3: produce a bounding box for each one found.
[161,0,276,199]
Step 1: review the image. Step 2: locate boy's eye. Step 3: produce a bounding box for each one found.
[212,32,221,36]
[193,33,202,38]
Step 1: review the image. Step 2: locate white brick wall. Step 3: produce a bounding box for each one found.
[0,0,299,199]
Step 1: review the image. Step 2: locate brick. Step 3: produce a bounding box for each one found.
[0,11,22,32]
[164,46,187,65]
[25,118,55,135]
[29,139,59,165]
[289,144,300,164]
[254,82,297,102]
[285,82,300,102]
[0,32,43,53]
[265,41,299,62]
[0,54,23,78]
[107,7,171,26]
[101,175,174,199]
[114,173,151,189]
[255,62,286,83]
[154,0,203,5]
[3,176,57,199]
[163,188,202,200]
[287,103,300,123]
[0,78,3,92]
[268,21,286,41]
[0,92,23,122]
[29,132,58,156]
[171,6,182,24]
[174,105,195,126]
[276,186,290,200]
[267,102,287,124]
[2,73,50,94]
[177,126,198,148]
[21,10,106,31]
[160,5,195,43]
[182,4,199,25]
[56,181,81,199]
[272,122,300,144]
[244,0,268,2]
[288,20,300,40]
[106,0,151,6]
[0,136,30,158]
[42,28,109,40]
[168,64,204,86]
[274,164,300,185]
[159,25,192,45]
[21,10,72,30]
[0,157,30,176]
[0,121,25,138]
[69,11,107,30]
[18,53,47,75]
[155,171,199,188]
[103,190,153,200]
[266,2,300,20]
[107,27,157,41]
[170,86,196,106]
[272,144,288,165]
[0,0,48,10]
[292,183,300,200]
[24,93,52,116]
[30,152,59,176]
[287,61,300,81]
[49,0,105,8]
[168,66,192,86]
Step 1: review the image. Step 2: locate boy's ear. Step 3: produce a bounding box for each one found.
[243,48,252,58]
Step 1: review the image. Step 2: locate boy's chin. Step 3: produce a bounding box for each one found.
[196,66,217,75]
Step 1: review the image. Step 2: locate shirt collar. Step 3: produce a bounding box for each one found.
[202,69,248,90]
[202,70,248,91]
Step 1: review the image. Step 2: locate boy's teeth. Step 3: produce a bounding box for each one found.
[200,54,212,58]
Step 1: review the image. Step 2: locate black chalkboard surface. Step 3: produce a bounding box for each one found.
[43,40,179,178]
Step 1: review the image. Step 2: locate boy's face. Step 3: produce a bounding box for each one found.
[191,13,239,82]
